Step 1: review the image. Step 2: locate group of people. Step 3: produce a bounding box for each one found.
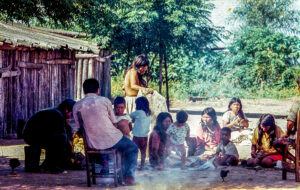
[22,54,300,186]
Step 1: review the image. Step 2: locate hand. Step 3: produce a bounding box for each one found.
[147,88,154,94]
[251,151,257,158]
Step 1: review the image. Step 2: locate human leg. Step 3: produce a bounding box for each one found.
[261,157,277,168]
[112,137,138,179]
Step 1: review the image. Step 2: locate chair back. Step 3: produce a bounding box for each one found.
[76,111,90,153]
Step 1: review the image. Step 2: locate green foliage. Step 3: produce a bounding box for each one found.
[0,0,80,26]
[232,0,300,33]
[226,27,300,90]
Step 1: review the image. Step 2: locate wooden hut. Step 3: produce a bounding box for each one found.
[0,22,111,138]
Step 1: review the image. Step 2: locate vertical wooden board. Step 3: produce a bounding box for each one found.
[33,51,39,114]
[102,58,111,98]
[3,50,9,136]
[81,59,88,99]
[8,50,14,133]
[15,50,22,124]
[28,51,34,118]
[76,59,83,100]
[38,51,45,110]
[74,60,77,99]
[0,50,4,137]
[88,58,94,78]
[98,61,104,96]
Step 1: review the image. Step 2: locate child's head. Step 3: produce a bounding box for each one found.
[176,110,188,125]
[201,107,218,127]
[114,96,126,115]
[258,114,276,148]
[221,127,231,144]
[228,97,245,119]
[135,96,151,116]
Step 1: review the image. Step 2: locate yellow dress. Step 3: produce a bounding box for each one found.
[251,126,284,153]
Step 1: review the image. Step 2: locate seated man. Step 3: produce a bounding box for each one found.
[73,78,138,185]
[23,99,76,173]
[274,77,300,164]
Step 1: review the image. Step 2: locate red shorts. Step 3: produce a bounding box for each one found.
[266,154,282,161]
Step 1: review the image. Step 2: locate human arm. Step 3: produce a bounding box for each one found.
[106,99,118,127]
[240,118,249,128]
[130,69,153,93]
[251,144,257,158]
[286,120,295,137]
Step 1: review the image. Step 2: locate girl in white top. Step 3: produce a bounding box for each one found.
[222,97,249,130]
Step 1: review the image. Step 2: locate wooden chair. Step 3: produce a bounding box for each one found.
[282,110,300,182]
[76,112,123,187]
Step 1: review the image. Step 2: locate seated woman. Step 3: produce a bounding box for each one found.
[247,114,284,168]
[222,98,249,143]
[188,107,220,160]
[149,112,173,170]
[222,98,249,129]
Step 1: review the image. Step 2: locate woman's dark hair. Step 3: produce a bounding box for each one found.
[126,54,149,87]
[227,97,245,119]
[114,96,126,108]
[297,77,300,85]
[176,110,188,124]
[258,114,277,148]
[201,107,219,131]
[135,96,151,116]
[154,112,173,145]
[83,78,99,94]
[58,99,76,112]
[132,54,149,69]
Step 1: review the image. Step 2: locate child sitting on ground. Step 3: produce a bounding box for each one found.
[130,96,151,170]
[114,96,132,138]
[215,127,239,166]
[166,110,190,169]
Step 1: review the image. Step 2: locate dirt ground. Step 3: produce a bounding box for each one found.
[1,98,300,190]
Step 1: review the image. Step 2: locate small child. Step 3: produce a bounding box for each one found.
[130,96,151,170]
[166,110,190,169]
[114,97,132,138]
[215,127,239,166]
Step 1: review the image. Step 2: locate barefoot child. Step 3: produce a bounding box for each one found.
[114,97,132,138]
[130,96,151,170]
[166,110,190,169]
[215,127,239,166]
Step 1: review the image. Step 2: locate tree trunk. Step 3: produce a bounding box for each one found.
[164,54,170,111]
[159,53,163,94]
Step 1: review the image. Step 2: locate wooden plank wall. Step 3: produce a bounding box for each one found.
[74,54,111,100]
[0,49,75,138]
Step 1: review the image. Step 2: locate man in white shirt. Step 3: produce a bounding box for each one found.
[73,78,138,185]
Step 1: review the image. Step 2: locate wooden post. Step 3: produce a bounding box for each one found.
[164,54,170,111]
[296,110,300,182]
[159,54,163,94]
[0,50,4,137]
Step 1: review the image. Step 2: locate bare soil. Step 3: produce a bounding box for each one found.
[0,98,300,190]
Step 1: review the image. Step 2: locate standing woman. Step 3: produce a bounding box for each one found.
[124,54,153,114]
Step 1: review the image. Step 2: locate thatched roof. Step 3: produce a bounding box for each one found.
[0,22,99,54]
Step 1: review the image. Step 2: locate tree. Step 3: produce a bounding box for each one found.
[232,0,300,33]
[0,0,81,26]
